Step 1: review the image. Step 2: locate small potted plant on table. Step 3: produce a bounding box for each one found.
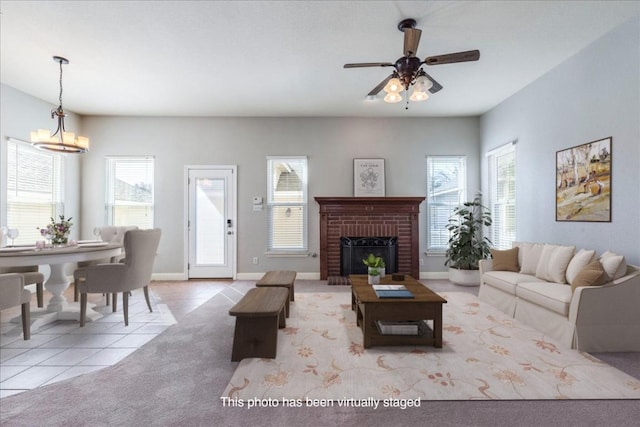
[363,253,384,284]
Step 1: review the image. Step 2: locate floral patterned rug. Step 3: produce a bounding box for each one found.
[222,292,640,401]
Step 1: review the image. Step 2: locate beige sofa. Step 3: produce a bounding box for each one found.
[478,242,640,352]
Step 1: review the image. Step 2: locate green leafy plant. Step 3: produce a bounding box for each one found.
[362,253,384,268]
[444,194,492,270]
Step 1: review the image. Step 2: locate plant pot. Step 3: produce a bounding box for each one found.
[448,268,480,286]
[368,274,380,285]
[379,267,386,278]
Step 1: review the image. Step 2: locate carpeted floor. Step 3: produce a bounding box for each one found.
[1,280,639,427]
[223,292,640,401]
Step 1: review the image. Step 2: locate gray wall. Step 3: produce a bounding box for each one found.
[480,15,640,265]
[4,15,638,277]
[0,84,82,239]
[80,116,481,278]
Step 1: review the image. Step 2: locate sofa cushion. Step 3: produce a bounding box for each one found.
[519,243,545,275]
[535,244,575,284]
[490,247,519,272]
[483,271,545,295]
[570,259,607,293]
[600,251,627,280]
[566,249,596,285]
[516,281,572,316]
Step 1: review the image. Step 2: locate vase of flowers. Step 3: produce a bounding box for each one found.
[39,215,73,246]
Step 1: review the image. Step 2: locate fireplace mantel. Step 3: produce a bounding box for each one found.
[315,197,425,280]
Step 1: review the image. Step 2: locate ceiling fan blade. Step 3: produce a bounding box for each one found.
[367,74,395,96]
[424,49,480,65]
[403,28,422,57]
[423,72,443,94]
[344,62,394,68]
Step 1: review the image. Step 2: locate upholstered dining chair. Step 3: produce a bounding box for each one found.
[0,273,31,340]
[77,228,161,327]
[73,225,138,303]
[0,266,44,308]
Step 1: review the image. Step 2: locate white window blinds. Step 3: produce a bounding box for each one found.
[488,142,517,249]
[6,138,64,245]
[426,156,466,252]
[105,157,154,229]
[267,156,308,253]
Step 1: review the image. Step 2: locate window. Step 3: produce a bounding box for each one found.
[426,156,466,253]
[488,142,517,249]
[267,156,308,253]
[6,138,65,245]
[105,157,154,229]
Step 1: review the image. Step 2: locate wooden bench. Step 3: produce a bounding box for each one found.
[255,270,296,317]
[228,287,289,362]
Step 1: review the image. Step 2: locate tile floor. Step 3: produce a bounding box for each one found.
[0,280,229,398]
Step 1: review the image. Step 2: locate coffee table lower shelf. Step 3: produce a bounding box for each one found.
[355,302,438,348]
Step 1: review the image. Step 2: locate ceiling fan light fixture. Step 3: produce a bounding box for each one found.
[414,74,433,92]
[383,77,403,93]
[384,92,402,103]
[409,89,429,102]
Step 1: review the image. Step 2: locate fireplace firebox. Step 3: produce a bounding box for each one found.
[340,236,397,276]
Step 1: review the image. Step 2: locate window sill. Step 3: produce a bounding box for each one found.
[425,250,446,257]
[265,251,310,258]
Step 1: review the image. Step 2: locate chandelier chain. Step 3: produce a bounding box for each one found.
[58,59,64,109]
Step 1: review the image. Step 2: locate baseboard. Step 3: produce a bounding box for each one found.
[236,272,321,281]
[420,271,449,280]
[151,272,445,281]
[152,272,188,281]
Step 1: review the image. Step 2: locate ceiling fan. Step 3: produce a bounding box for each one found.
[344,18,480,105]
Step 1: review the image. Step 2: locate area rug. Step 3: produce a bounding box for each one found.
[327,276,351,286]
[222,292,640,401]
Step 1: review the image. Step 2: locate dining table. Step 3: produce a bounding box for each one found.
[0,242,122,329]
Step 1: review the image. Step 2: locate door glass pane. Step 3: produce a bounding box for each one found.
[195,178,225,265]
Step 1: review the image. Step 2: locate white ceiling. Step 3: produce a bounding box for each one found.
[1,1,638,118]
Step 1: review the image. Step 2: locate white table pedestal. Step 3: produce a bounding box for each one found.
[1,244,122,331]
[11,262,103,330]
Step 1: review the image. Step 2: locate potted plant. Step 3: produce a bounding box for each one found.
[444,194,492,286]
[363,253,384,284]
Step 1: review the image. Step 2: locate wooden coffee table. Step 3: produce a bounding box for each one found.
[350,275,447,348]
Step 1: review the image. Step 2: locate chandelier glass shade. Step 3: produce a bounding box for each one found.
[383,70,432,105]
[30,56,89,153]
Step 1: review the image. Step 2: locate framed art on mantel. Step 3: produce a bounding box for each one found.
[556,137,611,222]
[354,158,385,197]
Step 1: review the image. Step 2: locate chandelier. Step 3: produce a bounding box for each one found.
[30,56,89,153]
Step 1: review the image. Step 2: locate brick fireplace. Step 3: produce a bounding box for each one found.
[314,197,425,280]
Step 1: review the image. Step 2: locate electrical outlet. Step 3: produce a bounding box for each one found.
[419,258,424,266]
[252,257,259,265]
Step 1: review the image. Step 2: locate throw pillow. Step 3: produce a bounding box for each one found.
[519,243,545,275]
[566,249,596,285]
[490,247,519,272]
[571,260,607,293]
[535,244,575,284]
[600,251,627,280]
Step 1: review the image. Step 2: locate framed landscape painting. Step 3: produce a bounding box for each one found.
[556,137,611,222]
[354,158,385,197]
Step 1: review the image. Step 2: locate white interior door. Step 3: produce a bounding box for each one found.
[187,167,236,278]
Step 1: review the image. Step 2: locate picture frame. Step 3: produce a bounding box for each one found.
[556,137,611,222]
[354,158,385,197]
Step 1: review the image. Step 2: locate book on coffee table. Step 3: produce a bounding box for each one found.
[372,284,407,291]
[376,320,421,335]
[374,288,414,298]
